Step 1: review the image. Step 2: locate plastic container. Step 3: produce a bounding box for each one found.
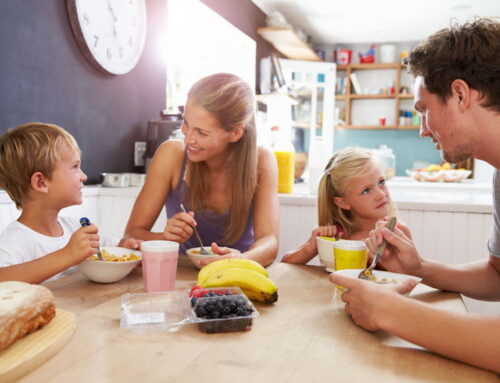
[373,145,396,179]
[120,287,259,334]
[273,128,295,194]
[380,44,396,63]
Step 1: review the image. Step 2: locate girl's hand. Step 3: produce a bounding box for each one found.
[305,225,340,254]
[198,242,243,266]
[163,211,196,243]
[365,220,423,276]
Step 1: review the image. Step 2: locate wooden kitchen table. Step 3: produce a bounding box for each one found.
[20,258,498,383]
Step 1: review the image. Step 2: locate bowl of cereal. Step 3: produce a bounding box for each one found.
[77,246,141,283]
[316,236,336,272]
[333,269,422,296]
[185,247,219,269]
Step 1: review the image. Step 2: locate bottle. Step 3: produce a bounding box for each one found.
[373,145,396,179]
[273,127,295,194]
[308,136,326,195]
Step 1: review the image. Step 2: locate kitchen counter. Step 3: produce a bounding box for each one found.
[281,177,493,213]
[18,260,497,382]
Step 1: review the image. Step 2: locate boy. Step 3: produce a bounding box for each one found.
[0,122,139,283]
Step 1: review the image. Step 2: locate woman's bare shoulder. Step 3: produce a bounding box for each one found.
[154,139,185,165]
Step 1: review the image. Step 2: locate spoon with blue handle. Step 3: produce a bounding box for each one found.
[79,217,103,261]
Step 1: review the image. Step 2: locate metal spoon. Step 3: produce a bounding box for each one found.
[79,217,104,261]
[179,204,212,255]
[358,216,397,280]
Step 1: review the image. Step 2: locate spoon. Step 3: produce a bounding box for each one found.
[358,216,397,280]
[179,204,212,255]
[79,217,104,261]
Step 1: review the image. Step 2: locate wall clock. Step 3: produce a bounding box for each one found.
[67,0,147,75]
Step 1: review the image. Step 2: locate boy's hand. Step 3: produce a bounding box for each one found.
[64,224,100,263]
[118,237,142,250]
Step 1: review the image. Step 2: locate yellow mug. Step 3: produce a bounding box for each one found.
[334,240,367,270]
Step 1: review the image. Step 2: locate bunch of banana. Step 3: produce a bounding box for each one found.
[197,258,278,304]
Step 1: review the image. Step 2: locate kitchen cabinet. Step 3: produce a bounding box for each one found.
[335,63,417,129]
[257,27,322,61]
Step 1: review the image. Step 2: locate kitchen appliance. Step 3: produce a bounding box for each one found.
[145,114,182,171]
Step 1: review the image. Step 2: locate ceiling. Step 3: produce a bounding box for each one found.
[251,0,500,44]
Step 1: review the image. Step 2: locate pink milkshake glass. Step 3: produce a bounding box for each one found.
[141,240,179,292]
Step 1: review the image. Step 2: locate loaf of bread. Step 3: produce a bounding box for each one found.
[0,281,56,351]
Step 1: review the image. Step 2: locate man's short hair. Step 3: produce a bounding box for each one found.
[0,122,80,209]
[406,17,500,112]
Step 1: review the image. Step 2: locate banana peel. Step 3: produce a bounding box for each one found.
[199,267,278,304]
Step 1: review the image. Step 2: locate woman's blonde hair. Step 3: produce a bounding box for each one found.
[186,73,257,244]
[0,122,80,209]
[317,147,396,237]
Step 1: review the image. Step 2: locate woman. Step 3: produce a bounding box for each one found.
[125,73,279,266]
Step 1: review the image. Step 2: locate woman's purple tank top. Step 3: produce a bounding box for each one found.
[165,152,254,254]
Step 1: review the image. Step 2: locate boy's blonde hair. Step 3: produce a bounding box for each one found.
[0,122,80,209]
[186,73,257,245]
[317,147,396,237]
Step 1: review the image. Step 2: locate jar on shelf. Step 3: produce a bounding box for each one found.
[373,145,396,179]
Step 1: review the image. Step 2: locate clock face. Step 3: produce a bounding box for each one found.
[67,0,147,75]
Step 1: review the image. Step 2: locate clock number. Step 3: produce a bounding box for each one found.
[119,47,123,58]
[93,35,99,48]
[83,13,89,26]
[106,48,112,60]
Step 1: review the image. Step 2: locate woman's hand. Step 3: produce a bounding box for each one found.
[365,220,423,276]
[118,237,142,250]
[198,242,243,267]
[163,211,196,243]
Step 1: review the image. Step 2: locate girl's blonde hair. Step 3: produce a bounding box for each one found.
[186,73,257,244]
[317,147,396,237]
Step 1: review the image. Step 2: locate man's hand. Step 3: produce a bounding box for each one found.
[329,272,417,331]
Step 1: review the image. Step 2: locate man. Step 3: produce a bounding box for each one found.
[329,18,500,373]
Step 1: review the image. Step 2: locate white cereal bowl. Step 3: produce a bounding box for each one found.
[186,247,219,269]
[77,246,141,283]
[316,236,336,272]
[333,269,422,296]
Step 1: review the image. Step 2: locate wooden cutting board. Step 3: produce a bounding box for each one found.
[0,309,76,382]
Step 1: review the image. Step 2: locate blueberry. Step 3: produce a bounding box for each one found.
[208,291,216,297]
[210,310,221,319]
[191,297,197,307]
[225,291,233,295]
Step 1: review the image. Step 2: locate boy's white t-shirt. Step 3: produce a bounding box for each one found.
[0,216,119,281]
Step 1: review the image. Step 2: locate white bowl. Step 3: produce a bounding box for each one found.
[77,246,141,283]
[316,236,336,272]
[334,269,422,296]
[186,247,219,269]
[442,169,471,182]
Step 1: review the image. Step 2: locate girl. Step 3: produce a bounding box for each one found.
[125,73,279,266]
[282,147,409,264]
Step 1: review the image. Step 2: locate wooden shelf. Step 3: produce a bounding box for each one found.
[334,62,416,130]
[350,94,396,100]
[257,27,322,61]
[336,124,418,130]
